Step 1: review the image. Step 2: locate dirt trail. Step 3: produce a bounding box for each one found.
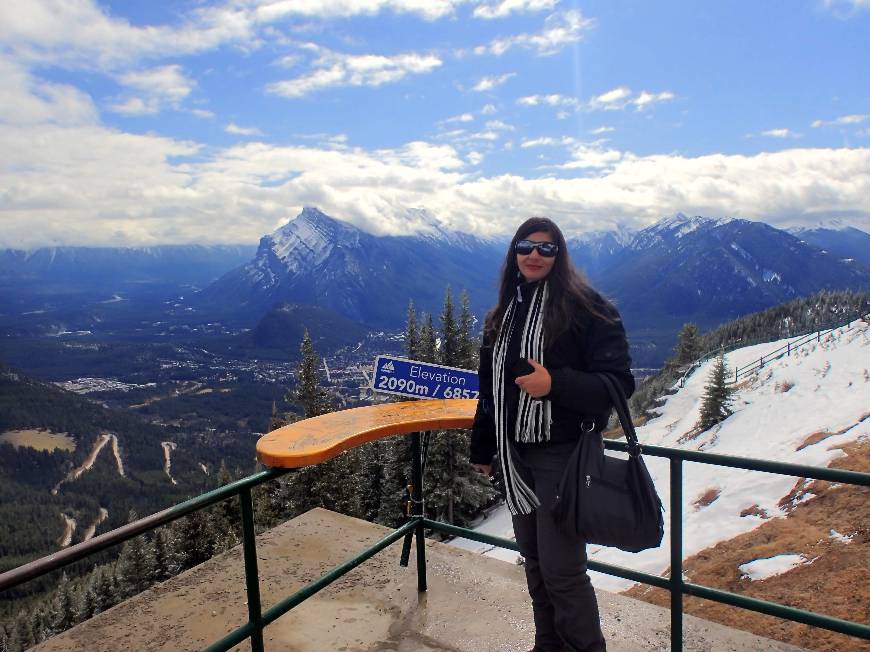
[52,433,124,494]
[162,442,178,485]
[82,508,109,542]
[59,513,76,547]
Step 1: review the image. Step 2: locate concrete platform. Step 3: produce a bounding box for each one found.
[36,508,804,651]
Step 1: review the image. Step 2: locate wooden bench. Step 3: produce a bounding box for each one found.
[256,399,478,468]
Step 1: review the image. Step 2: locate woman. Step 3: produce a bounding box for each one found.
[470,217,634,652]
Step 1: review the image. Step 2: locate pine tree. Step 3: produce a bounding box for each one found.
[405,301,420,360]
[210,461,241,552]
[424,288,494,526]
[290,330,333,419]
[672,322,701,367]
[282,331,338,517]
[151,528,172,583]
[418,313,437,363]
[697,352,734,431]
[440,287,458,366]
[116,511,155,599]
[47,572,75,635]
[456,290,478,370]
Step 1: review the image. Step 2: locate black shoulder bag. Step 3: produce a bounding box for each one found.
[551,372,664,553]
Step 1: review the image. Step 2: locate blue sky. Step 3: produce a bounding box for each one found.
[0,0,868,247]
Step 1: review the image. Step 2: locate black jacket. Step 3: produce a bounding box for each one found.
[470,282,634,465]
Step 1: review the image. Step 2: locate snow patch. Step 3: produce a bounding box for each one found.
[453,319,870,592]
[829,529,853,544]
[739,554,812,581]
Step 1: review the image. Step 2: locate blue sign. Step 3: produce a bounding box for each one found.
[371,355,479,400]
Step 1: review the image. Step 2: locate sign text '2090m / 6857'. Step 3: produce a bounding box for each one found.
[371,355,479,400]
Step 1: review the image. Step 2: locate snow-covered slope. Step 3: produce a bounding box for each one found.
[451,319,870,591]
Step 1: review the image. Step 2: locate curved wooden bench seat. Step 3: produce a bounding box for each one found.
[256,399,478,468]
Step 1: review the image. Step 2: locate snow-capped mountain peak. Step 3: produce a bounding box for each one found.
[268,207,361,271]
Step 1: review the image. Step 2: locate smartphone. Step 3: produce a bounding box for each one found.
[511,358,534,378]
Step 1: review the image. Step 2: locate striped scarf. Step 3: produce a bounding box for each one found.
[492,281,552,515]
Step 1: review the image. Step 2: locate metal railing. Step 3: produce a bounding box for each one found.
[677,312,868,388]
[2,432,869,650]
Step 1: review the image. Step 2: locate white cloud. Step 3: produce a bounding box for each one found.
[589,126,614,135]
[553,143,623,169]
[821,0,870,15]
[253,0,467,22]
[0,125,870,247]
[517,94,578,107]
[2,64,869,246]
[632,90,675,110]
[520,136,576,148]
[190,108,216,119]
[481,103,497,115]
[467,151,484,165]
[473,0,559,19]
[444,112,475,123]
[475,9,594,56]
[267,49,442,97]
[226,123,264,136]
[588,86,631,111]
[472,73,515,92]
[585,86,674,112]
[0,58,98,126]
[108,64,195,115]
[760,128,800,139]
[811,114,869,128]
[0,0,467,73]
[485,120,514,131]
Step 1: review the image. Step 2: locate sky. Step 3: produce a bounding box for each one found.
[1,0,869,248]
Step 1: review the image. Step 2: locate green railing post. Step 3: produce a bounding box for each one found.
[239,488,264,652]
[670,458,683,651]
[411,431,427,591]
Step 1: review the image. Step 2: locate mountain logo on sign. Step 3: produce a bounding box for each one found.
[382,360,395,373]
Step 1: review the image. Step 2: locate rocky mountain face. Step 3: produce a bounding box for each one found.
[194,209,869,366]
[569,214,870,334]
[195,207,505,326]
[788,224,870,268]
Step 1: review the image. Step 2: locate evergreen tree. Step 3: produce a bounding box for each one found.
[418,314,437,363]
[168,509,212,573]
[47,572,75,635]
[289,330,333,419]
[697,352,734,431]
[456,290,478,370]
[424,288,495,527]
[405,301,420,360]
[210,461,241,552]
[116,511,155,599]
[151,529,172,583]
[12,611,33,651]
[0,625,10,652]
[282,331,340,517]
[440,287,458,366]
[672,323,701,367]
[353,441,383,522]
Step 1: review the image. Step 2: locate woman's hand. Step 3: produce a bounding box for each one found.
[472,463,492,475]
[515,358,551,398]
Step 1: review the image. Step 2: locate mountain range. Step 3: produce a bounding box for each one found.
[1,209,867,367]
[194,209,870,365]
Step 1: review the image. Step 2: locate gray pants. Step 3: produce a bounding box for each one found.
[511,442,606,652]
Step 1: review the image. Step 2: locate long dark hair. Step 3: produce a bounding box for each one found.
[483,217,613,344]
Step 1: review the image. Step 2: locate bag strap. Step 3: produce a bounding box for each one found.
[595,372,642,457]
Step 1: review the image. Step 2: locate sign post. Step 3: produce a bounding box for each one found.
[371,355,479,400]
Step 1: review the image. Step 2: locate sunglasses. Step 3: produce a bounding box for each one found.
[515,239,559,257]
